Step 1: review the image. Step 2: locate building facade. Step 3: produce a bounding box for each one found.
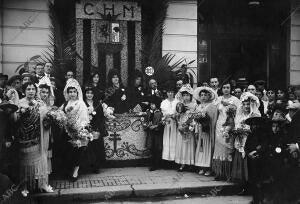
[0,0,51,76]
[0,0,299,87]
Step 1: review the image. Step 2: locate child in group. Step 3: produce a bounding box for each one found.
[144,102,164,171]
[175,102,196,171]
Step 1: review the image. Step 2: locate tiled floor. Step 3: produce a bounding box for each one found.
[49,167,224,190]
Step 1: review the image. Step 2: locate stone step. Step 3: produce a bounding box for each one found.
[33,183,238,203]
[6,167,240,203]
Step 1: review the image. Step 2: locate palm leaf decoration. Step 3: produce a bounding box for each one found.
[40,1,76,83]
[142,0,187,87]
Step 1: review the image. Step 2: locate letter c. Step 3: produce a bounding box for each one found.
[84,2,94,15]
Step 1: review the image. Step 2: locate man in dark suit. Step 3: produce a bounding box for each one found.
[34,63,45,82]
[245,117,270,204]
[286,102,300,202]
[209,77,221,95]
[145,78,163,110]
[255,89,266,117]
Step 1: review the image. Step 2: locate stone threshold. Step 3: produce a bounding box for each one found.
[29,167,238,203]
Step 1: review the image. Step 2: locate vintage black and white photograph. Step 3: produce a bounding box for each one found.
[0,0,300,203]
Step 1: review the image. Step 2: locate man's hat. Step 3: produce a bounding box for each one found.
[0,101,18,113]
[244,117,267,126]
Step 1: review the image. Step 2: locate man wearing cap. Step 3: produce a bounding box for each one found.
[21,72,33,85]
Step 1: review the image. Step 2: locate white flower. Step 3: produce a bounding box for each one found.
[92,111,96,115]
[121,88,125,92]
[138,87,142,91]
[141,92,144,96]
[102,103,108,109]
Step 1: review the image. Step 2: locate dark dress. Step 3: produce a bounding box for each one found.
[145,109,163,169]
[267,122,294,203]
[127,86,146,111]
[83,100,107,171]
[104,85,129,114]
[245,126,270,203]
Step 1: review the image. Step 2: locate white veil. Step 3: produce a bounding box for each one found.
[63,78,83,101]
[38,76,54,96]
[240,92,260,116]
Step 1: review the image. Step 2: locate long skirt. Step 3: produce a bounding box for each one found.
[43,128,52,175]
[195,131,212,167]
[81,137,106,171]
[175,132,195,165]
[150,129,163,168]
[19,144,48,191]
[231,150,248,184]
[162,119,177,161]
[212,124,234,180]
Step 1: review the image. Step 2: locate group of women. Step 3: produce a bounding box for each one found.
[2,67,299,204]
[159,81,261,181]
[3,71,111,197]
[159,81,300,203]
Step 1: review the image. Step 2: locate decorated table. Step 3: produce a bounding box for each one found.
[104,113,151,165]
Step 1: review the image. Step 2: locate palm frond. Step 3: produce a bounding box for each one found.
[40,0,76,83]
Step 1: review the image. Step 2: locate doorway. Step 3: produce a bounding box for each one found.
[210,39,267,84]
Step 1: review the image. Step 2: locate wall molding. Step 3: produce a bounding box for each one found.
[163,33,197,38]
[1,7,48,13]
[165,17,197,21]
[1,43,51,48]
[1,25,50,30]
